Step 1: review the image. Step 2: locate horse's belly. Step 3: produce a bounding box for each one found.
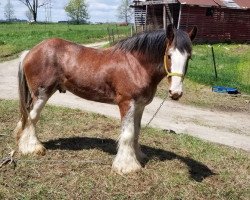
[65,84,116,104]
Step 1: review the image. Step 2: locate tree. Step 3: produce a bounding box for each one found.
[25,10,33,21]
[65,0,89,24]
[4,0,15,22]
[117,0,133,23]
[18,0,50,22]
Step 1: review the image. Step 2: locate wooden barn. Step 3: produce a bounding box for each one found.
[132,0,250,43]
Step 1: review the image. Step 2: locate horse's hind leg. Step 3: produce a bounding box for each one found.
[16,88,48,155]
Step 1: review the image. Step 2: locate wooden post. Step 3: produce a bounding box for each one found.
[107,27,111,44]
[142,13,145,31]
[177,4,182,29]
[145,5,148,31]
[163,5,167,30]
[116,24,119,39]
[211,46,218,79]
[111,29,115,44]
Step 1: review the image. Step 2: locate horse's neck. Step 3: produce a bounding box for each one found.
[136,54,166,84]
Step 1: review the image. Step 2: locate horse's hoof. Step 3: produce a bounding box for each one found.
[112,157,142,174]
[19,143,46,156]
[34,144,46,156]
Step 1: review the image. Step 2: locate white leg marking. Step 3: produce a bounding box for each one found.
[112,101,142,174]
[18,121,45,155]
[18,91,47,155]
[30,98,47,124]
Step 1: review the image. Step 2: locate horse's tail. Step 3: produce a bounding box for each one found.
[18,51,32,129]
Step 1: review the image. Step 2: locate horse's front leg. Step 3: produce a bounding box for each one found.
[134,105,147,162]
[112,100,142,174]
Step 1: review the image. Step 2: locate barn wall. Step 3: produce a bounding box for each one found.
[144,4,180,31]
[179,5,250,43]
[146,5,164,30]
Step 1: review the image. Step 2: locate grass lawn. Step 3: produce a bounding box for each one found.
[189,44,250,94]
[0,100,249,199]
[0,23,131,61]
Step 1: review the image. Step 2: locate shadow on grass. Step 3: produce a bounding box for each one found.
[44,136,215,182]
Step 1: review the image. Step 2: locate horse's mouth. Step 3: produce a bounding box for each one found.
[169,92,183,101]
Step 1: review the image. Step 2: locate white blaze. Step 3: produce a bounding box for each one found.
[169,48,188,94]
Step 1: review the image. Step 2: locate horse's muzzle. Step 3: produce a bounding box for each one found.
[169,90,183,100]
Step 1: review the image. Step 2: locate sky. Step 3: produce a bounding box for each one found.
[0,0,122,22]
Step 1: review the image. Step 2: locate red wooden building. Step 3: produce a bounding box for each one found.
[132,0,250,43]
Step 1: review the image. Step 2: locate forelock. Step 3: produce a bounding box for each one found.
[173,29,192,54]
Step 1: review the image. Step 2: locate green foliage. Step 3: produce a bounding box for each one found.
[65,0,89,24]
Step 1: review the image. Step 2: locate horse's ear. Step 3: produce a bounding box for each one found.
[166,24,175,42]
[189,26,197,41]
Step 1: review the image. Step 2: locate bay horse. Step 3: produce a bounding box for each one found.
[14,25,197,174]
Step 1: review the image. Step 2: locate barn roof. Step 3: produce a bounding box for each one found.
[132,0,250,9]
[178,0,250,9]
[178,0,218,7]
[233,0,250,9]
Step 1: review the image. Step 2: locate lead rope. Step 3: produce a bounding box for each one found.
[143,46,169,129]
[143,92,169,129]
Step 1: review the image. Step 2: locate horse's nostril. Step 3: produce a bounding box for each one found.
[168,91,183,100]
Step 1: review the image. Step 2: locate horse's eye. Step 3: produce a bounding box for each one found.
[167,55,171,59]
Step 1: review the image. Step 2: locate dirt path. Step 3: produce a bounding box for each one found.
[0,42,250,152]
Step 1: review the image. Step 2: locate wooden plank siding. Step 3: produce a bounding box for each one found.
[146,5,164,30]
[179,6,250,43]
[132,1,250,43]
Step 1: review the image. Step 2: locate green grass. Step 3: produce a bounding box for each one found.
[188,44,250,94]
[0,99,249,199]
[0,22,131,61]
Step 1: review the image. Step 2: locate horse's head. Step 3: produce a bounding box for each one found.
[165,25,197,100]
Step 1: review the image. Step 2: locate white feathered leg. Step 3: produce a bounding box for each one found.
[18,91,47,155]
[112,101,143,174]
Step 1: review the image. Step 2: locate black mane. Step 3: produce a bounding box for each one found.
[114,29,192,61]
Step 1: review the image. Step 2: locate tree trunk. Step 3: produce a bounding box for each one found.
[33,10,37,22]
[33,0,37,22]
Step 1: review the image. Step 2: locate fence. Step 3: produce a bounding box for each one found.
[107,25,134,45]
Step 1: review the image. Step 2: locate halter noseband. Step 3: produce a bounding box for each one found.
[163,44,184,79]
